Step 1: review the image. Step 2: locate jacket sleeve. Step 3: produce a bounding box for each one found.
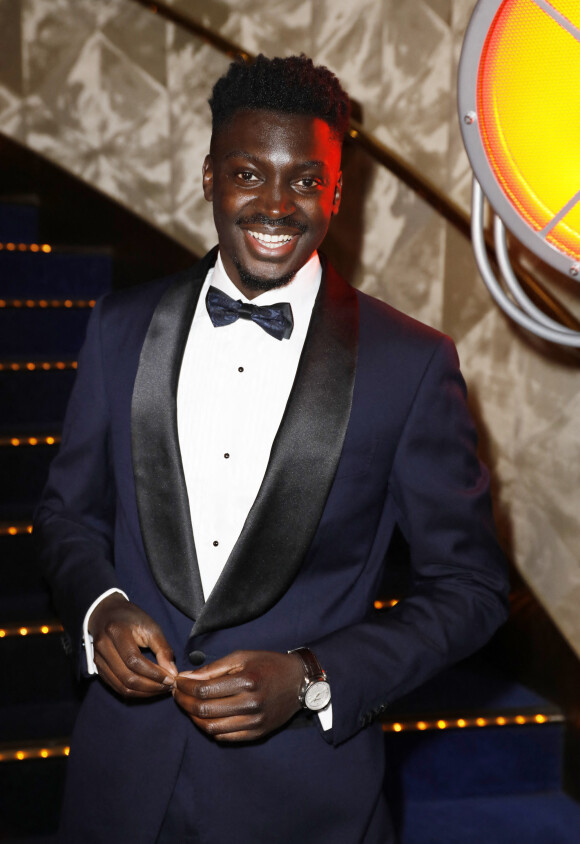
[309,335,509,745]
[34,297,121,662]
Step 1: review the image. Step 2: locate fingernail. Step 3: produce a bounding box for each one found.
[163,676,175,685]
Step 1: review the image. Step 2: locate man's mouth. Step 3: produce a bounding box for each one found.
[247,230,295,249]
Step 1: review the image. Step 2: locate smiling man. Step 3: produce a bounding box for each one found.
[35,55,508,843]
[205,108,342,294]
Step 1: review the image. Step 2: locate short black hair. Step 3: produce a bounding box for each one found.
[209,54,351,141]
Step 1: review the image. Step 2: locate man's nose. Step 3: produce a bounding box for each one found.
[259,181,296,218]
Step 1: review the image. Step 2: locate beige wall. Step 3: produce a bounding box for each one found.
[1,0,579,654]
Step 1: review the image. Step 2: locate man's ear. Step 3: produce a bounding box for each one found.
[332,173,343,215]
[202,154,214,202]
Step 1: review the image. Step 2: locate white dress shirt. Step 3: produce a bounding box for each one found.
[84,250,331,728]
[177,251,320,598]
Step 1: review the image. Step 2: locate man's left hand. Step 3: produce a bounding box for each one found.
[173,650,304,741]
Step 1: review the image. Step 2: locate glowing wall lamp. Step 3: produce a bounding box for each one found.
[458,0,580,345]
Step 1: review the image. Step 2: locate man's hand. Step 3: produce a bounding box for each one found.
[89,593,178,698]
[173,650,305,742]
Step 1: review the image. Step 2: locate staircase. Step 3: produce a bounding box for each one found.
[383,650,580,842]
[0,197,111,842]
[1,195,580,842]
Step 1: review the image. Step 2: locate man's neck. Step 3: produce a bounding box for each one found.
[215,251,321,304]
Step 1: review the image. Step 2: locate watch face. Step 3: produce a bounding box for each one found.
[304,680,331,711]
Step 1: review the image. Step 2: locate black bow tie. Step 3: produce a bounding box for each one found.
[205,286,294,341]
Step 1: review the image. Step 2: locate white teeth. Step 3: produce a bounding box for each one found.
[248,230,293,247]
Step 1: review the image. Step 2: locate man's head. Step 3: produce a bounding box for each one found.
[203,55,351,298]
[209,54,351,144]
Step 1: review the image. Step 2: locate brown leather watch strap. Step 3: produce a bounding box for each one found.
[288,646,326,681]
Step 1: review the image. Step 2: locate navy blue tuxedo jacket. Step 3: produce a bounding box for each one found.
[35,249,508,843]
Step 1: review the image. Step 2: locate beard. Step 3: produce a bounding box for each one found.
[232,256,298,292]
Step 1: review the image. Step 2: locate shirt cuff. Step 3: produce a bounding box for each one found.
[317,701,333,730]
[82,588,129,674]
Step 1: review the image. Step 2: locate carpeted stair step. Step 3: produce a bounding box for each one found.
[0,369,76,428]
[0,199,39,243]
[384,656,565,800]
[0,533,54,623]
[387,651,551,716]
[0,446,56,516]
[0,309,92,357]
[0,757,66,840]
[0,698,79,746]
[0,631,82,746]
[385,719,563,800]
[400,791,580,844]
[0,250,112,299]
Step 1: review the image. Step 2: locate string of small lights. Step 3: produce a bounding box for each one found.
[2,434,59,447]
[374,599,399,609]
[0,360,77,372]
[382,712,563,732]
[0,242,52,253]
[0,622,63,638]
[0,435,60,447]
[0,522,33,536]
[0,741,70,763]
[0,299,95,308]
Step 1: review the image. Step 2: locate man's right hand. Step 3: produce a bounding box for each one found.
[88,593,178,698]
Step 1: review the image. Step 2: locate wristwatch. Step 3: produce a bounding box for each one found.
[288,646,331,712]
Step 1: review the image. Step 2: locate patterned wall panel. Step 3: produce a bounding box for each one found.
[1,0,579,655]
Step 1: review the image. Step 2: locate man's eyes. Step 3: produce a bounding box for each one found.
[295,177,321,189]
[233,172,322,188]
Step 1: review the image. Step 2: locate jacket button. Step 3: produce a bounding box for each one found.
[188,650,206,666]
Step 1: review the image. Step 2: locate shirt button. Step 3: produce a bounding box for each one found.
[238,366,244,372]
[213,540,219,547]
[224,453,230,459]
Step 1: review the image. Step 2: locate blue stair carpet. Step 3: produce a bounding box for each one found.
[0,309,93,357]
[0,758,67,840]
[387,652,552,715]
[0,534,54,623]
[383,656,580,840]
[0,634,82,719]
[0,369,76,429]
[0,251,112,299]
[0,201,39,243]
[0,445,57,519]
[401,792,580,843]
[386,722,563,800]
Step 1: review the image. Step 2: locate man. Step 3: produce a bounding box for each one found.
[35,55,508,843]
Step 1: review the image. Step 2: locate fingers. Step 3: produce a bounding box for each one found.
[173,662,260,735]
[94,651,168,698]
[144,627,179,680]
[173,685,266,742]
[94,635,174,697]
[172,650,304,741]
[197,716,267,743]
[175,671,254,700]
[90,597,177,698]
[180,652,246,681]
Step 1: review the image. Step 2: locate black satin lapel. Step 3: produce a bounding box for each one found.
[193,258,359,636]
[132,249,218,619]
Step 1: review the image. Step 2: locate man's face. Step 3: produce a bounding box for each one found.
[203,109,343,298]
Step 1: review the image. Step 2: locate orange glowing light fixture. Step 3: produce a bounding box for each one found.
[459,0,580,345]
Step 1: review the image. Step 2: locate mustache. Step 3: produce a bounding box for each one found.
[236,214,307,233]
